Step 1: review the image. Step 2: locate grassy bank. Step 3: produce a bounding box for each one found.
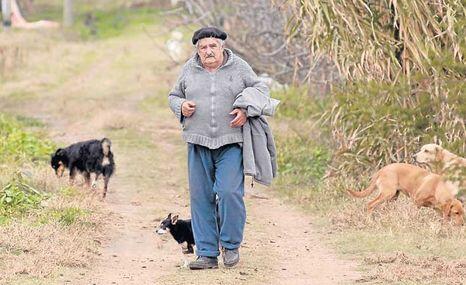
[272,83,465,284]
[0,2,170,283]
[0,114,106,283]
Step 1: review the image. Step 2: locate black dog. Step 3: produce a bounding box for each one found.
[155,213,195,254]
[51,138,115,198]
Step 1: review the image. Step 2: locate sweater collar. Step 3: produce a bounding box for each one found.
[193,48,234,70]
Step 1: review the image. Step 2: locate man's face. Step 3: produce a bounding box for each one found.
[197,38,224,68]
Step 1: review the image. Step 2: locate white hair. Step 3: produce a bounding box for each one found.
[196,38,225,49]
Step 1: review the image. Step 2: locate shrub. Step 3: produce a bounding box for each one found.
[0,114,55,163]
[0,172,47,219]
[321,75,465,176]
[276,135,330,187]
[273,86,327,121]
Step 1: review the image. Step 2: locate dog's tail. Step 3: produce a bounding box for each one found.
[347,173,379,198]
[101,138,112,156]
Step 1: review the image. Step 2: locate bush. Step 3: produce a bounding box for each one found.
[276,135,330,188]
[321,75,465,176]
[0,172,47,219]
[273,86,327,121]
[0,114,55,163]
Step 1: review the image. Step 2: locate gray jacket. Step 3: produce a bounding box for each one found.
[233,88,280,186]
[168,49,269,149]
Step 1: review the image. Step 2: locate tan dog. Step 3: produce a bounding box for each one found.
[415,143,466,202]
[414,143,466,174]
[348,163,464,226]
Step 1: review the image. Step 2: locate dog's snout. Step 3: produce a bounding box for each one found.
[156,228,167,235]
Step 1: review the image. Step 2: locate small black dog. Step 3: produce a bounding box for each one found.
[51,138,115,198]
[155,213,195,254]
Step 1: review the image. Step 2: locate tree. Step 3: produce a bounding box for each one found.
[63,0,73,27]
[1,0,12,27]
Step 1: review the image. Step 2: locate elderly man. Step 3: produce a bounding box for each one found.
[168,27,270,270]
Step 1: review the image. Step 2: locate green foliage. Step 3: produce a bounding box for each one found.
[273,87,327,121]
[0,114,55,163]
[0,172,47,219]
[0,173,90,227]
[276,135,330,187]
[76,7,162,40]
[39,207,89,226]
[321,75,465,175]
[59,186,81,198]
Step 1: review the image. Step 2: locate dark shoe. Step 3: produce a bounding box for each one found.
[188,256,218,270]
[222,248,239,268]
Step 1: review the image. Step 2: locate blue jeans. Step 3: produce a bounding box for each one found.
[188,143,246,257]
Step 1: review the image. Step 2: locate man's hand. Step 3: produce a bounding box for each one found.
[230,108,247,128]
[182,101,196,117]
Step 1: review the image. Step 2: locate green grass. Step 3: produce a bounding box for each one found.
[19,0,164,40]
[276,135,330,187]
[0,114,55,163]
[331,229,465,259]
[39,207,90,226]
[0,114,53,224]
[0,173,46,219]
[273,86,327,121]
[139,88,170,111]
[0,114,91,227]
[74,6,163,40]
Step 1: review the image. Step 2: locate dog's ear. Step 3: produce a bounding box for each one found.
[167,213,172,219]
[171,214,179,225]
[54,148,65,156]
[434,146,444,162]
[443,200,453,217]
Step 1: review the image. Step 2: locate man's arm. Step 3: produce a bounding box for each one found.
[233,59,278,117]
[168,67,187,123]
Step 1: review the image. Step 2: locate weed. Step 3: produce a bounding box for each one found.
[276,135,330,187]
[0,172,47,218]
[0,114,55,163]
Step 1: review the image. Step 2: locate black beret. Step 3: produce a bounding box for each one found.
[192,27,227,45]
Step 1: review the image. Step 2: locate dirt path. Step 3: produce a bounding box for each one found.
[1,27,361,284]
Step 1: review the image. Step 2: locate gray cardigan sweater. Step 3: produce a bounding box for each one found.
[168,49,269,149]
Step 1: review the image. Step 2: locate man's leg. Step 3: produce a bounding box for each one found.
[188,144,220,258]
[213,144,245,252]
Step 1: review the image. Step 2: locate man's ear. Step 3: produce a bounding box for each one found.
[171,214,179,225]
